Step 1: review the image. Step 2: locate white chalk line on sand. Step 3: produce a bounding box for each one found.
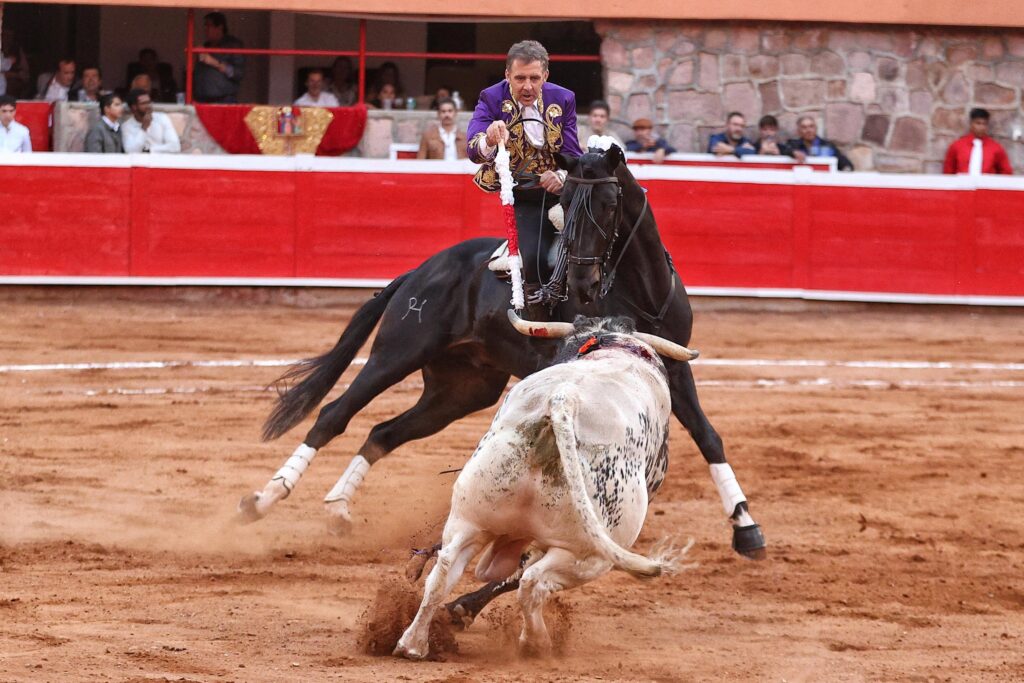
[3,356,1024,373]
[28,377,1024,397]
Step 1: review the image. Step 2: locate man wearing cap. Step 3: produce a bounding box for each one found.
[467,40,584,290]
[626,118,676,163]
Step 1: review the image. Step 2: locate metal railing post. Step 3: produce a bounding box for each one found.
[185,8,195,104]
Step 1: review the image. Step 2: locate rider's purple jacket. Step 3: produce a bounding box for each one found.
[466,80,584,193]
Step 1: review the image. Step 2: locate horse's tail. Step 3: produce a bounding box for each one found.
[261,273,409,441]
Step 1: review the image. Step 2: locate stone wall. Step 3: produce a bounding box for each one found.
[597,21,1024,173]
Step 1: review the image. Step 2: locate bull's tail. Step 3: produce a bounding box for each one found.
[261,273,409,441]
[547,389,673,579]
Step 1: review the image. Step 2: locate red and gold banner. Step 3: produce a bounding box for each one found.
[193,103,367,156]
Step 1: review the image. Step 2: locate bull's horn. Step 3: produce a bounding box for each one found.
[635,332,700,361]
[507,309,575,338]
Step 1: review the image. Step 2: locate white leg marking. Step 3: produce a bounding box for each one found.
[323,455,370,525]
[709,463,748,518]
[246,444,318,518]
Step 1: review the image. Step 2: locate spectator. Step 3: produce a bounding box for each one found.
[1,28,31,98]
[130,73,153,98]
[708,111,756,157]
[417,97,466,160]
[788,115,853,171]
[84,93,125,153]
[126,48,177,103]
[38,58,76,103]
[0,95,32,153]
[328,57,356,106]
[753,114,794,156]
[368,61,402,103]
[943,108,1013,175]
[122,88,180,154]
[584,99,624,149]
[194,12,245,103]
[74,66,106,103]
[369,82,398,110]
[626,118,676,163]
[430,85,452,110]
[294,69,339,107]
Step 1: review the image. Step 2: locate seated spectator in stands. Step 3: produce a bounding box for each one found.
[130,73,153,99]
[753,115,794,156]
[328,57,356,106]
[626,118,676,163]
[788,115,853,171]
[295,69,339,107]
[126,48,177,103]
[367,61,402,104]
[122,88,180,154]
[0,95,32,153]
[417,97,466,160]
[708,111,756,157]
[85,93,125,153]
[369,82,399,110]
[194,12,245,103]
[74,66,106,102]
[943,108,1013,175]
[38,58,76,103]
[430,86,452,110]
[584,99,624,149]
[1,28,31,98]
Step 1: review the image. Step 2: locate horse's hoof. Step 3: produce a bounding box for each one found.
[235,493,265,525]
[732,523,767,560]
[446,603,474,631]
[325,513,353,537]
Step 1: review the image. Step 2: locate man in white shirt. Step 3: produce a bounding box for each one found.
[294,69,340,108]
[416,98,466,160]
[122,88,181,154]
[39,59,76,103]
[0,95,32,152]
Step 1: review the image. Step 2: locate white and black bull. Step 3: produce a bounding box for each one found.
[394,312,696,659]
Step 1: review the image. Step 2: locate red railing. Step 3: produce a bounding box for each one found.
[183,10,601,105]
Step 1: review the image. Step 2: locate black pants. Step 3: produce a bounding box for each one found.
[513,187,559,286]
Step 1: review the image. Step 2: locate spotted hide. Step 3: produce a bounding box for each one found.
[395,317,682,659]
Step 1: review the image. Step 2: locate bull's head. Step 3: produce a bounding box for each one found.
[507,310,699,362]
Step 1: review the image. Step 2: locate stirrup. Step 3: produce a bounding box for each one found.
[487,241,510,273]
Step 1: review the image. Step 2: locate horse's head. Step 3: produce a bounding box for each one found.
[555,144,627,305]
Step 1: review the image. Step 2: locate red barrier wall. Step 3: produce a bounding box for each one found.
[2,157,1023,303]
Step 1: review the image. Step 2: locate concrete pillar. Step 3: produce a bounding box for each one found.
[267,11,295,105]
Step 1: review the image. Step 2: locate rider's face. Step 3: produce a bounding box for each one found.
[505,59,547,107]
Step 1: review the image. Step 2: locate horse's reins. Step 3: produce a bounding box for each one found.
[557,171,677,330]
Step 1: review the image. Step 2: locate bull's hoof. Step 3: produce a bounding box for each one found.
[235,492,265,525]
[393,642,428,660]
[732,523,767,560]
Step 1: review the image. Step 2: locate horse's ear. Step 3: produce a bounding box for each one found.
[606,144,625,171]
[556,153,579,172]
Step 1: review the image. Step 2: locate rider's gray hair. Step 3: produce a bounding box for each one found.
[506,40,549,71]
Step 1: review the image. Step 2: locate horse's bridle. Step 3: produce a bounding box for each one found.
[561,173,648,299]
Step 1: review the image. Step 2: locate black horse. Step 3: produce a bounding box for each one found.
[238,145,765,581]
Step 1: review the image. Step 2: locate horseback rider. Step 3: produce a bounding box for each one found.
[467,40,584,299]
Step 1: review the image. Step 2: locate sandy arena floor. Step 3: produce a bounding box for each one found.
[1,286,1022,682]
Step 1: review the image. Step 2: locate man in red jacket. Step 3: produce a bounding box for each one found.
[943,108,1013,175]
